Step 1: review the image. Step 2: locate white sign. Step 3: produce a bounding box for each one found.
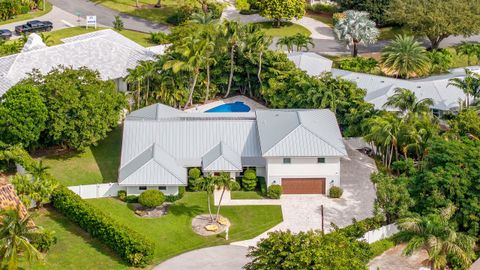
[86,15,96,29]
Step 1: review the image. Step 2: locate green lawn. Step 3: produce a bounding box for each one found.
[91,0,181,24]
[231,191,265,200]
[378,26,411,41]
[254,22,311,37]
[0,2,53,26]
[87,192,282,264]
[40,127,122,186]
[307,13,334,27]
[29,208,128,270]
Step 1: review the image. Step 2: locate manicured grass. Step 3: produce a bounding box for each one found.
[91,0,181,24]
[0,2,53,26]
[254,22,311,37]
[40,127,122,186]
[231,191,265,200]
[28,207,128,270]
[87,192,283,264]
[378,26,411,41]
[307,13,334,27]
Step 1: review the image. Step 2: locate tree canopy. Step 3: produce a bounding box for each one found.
[257,0,305,27]
[388,0,480,49]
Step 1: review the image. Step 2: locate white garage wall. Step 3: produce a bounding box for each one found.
[126,185,179,196]
[266,157,341,191]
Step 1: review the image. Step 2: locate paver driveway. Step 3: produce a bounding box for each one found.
[232,142,377,247]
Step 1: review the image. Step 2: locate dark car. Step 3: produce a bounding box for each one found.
[14,20,53,35]
[0,29,12,40]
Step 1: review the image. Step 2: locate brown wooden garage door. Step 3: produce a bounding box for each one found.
[282,178,326,194]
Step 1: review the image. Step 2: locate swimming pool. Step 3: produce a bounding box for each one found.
[206,101,251,113]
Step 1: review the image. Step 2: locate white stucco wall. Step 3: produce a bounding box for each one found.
[126,185,179,196]
[266,157,341,192]
[115,78,128,92]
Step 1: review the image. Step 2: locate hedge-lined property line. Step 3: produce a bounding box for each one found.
[51,186,155,267]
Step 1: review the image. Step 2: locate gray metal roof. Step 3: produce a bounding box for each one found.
[202,142,242,172]
[287,52,332,76]
[256,109,347,157]
[119,143,187,186]
[0,29,156,96]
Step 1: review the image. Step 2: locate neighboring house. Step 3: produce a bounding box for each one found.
[289,52,469,114]
[0,181,33,226]
[0,29,166,96]
[119,104,347,195]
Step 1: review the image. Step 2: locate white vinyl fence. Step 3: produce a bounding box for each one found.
[68,183,125,199]
[360,224,399,244]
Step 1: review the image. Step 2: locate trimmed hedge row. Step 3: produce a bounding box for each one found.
[51,186,154,267]
[332,216,385,238]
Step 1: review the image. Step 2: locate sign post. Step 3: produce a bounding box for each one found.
[225,225,229,241]
[86,16,97,29]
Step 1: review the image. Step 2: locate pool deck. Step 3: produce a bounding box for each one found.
[184,96,267,113]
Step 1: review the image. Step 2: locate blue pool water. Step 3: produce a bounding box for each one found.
[206,101,251,112]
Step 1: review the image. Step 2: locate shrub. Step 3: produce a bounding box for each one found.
[51,187,154,266]
[125,195,138,203]
[329,186,343,198]
[167,5,194,25]
[369,238,395,258]
[138,189,165,208]
[112,16,124,31]
[332,216,385,238]
[236,0,250,11]
[149,32,169,45]
[188,168,201,179]
[118,190,127,201]
[230,181,241,191]
[267,184,282,199]
[308,3,338,14]
[188,168,202,191]
[336,57,378,73]
[207,3,224,19]
[258,176,267,195]
[31,229,57,252]
[242,169,257,191]
[165,186,186,202]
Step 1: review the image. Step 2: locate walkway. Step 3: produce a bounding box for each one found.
[1,6,86,39]
[153,245,249,270]
[230,142,377,247]
[48,0,168,33]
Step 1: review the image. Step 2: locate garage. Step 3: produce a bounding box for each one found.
[281,178,326,194]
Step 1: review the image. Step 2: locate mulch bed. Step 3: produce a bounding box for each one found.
[191,214,231,236]
[131,203,170,218]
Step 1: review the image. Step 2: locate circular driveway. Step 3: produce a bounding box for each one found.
[154,245,249,270]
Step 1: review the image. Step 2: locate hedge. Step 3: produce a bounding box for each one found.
[51,186,154,267]
[332,216,385,238]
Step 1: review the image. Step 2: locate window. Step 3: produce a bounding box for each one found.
[139,186,147,190]
[283,158,291,164]
[158,186,166,191]
[317,158,325,163]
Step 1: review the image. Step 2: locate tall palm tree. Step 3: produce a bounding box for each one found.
[455,42,479,66]
[448,69,480,108]
[197,176,217,223]
[214,174,235,221]
[0,209,43,270]
[222,21,242,98]
[137,60,157,106]
[333,10,379,57]
[364,113,401,168]
[398,205,476,270]
[384,88,433,114]
[380,35,430,79]
[243,24,271,95]
[292,33,314,52]
[125,66,144,110]
[29,161,50,181]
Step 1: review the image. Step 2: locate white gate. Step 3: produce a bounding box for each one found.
[68,183,125,199]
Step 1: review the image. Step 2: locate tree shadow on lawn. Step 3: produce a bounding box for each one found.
[168,203,203,218]
[91,127,123,183]
[38,207,129,268]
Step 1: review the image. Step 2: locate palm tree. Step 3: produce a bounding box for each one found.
[243,24,271,95]
[364,113,401,168]
[333,10,379,57]
[448,69,480,108]
[214,174,235,222]
[222,21,243,98]
[39,33,52,46]
[380,35,430,79]
[292,33,314,52]
[384,88,433,114]
[189,12,216,25]
[398,205,476,270]
[137,60,157,106]
[29,161,50,181]
[197,176,217,223]
[125,66,144,109]
[0,208,43,270]
[455,42,479,66]
[276,36,294,53]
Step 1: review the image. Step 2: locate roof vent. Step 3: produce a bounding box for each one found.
[380,80,385,83]
[417,86,422,88]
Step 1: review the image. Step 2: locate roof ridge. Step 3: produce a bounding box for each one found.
[261,113,302,155]
[299,123,346,155]
[217,142,242,170]
[152,144,186,184]
[118,144,155,181]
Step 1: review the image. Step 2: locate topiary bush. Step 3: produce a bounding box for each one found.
[138,189,165,208]
[230,180,241,191]
[118,190,127,201]
[125,195,138,203]
[31,229,57,252]
[51,186,154,266]
[329,186,343,198]
[267,184,282,199]
[258,177,267,196]
[188,168,202,191]
[242,169,258,191]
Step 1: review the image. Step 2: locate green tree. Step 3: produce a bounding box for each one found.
[244,230,371,270]
[257,0,305,27]
[388,0,480,49]
[197,175,217,222]
[19,67,127,150]
[276,36,295,53]
[113,16,124,31]
[333,10,379,57]
[336,0,392,25]
[380,35,430,79]
[364,112,401,168]
[384,88,433,114]
[0,209,43,270]
[448,69,480,108]
[213,173,235,221]
[455,42,479,66]
[222,21,242,98]
[0,84,47,147]
[426,49,453,74]
[448,109,480,139]
[292,33,314,52]
[398,205,476,270]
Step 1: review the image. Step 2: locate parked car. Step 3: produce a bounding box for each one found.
[0,29,12,40]
[15,20,53,35]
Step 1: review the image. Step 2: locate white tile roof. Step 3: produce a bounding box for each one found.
[0,29,157,96]
[287,52,332,76]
